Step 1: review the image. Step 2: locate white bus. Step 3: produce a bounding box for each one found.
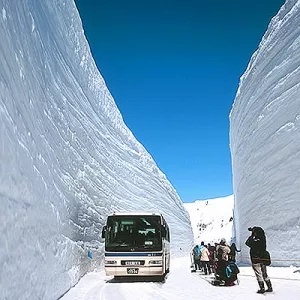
[101,212,170,279]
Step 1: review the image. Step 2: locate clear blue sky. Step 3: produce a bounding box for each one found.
[75,0,285,203]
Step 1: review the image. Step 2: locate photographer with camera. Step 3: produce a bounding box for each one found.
[245,226,273,294]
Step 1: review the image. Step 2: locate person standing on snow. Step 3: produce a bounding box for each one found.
[208,243,216,272]
[245,226,273,294]
[192,245,201,271]
[215,238,231,279]
[198,242,205,271]
[216,238,231,262]
[200,242,211,275]
[229,242,241,262]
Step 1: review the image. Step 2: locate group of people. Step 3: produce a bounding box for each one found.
[191,238,240,285]
[191,226,273,294]
[191,241,212,275]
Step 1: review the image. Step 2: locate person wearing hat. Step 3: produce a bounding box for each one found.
[214,238,231,283]
[246,226,273,294]
[216,238,231,261]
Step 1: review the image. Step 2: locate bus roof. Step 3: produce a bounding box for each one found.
[107,212,163,217]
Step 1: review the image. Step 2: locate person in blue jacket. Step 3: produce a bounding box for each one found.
[192,245,201,270]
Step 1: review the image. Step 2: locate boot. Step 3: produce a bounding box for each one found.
[265,280,273,292]
[257,281,265,294]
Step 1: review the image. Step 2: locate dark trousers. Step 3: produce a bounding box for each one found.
[194,258,201,270]
[215,260,228,278]
[201,261,211,275]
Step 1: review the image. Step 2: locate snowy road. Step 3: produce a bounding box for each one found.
[61,257,300,300]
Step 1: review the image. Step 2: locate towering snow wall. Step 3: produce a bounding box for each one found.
[0,1,193,299]
[230,0,300,266]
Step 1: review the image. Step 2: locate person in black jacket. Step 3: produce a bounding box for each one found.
[229,242,240,262]
[245,226,273,294]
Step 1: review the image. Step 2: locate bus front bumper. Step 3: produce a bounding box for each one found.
[105,266,164,276]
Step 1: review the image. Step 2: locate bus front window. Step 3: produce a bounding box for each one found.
[105,216,162,252]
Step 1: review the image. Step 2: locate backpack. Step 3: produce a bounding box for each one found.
[225,262,240,279]
[262,250,271,266]
[193,247,201,259]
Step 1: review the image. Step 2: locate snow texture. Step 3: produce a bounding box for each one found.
[0,1,193,299]
[230,0,300,266]
[184,196,234,246]
[61,257,300,300]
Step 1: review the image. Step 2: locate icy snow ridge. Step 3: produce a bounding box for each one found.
[230,0,300,266]
[0,1,193,299]
[184,195,234,245]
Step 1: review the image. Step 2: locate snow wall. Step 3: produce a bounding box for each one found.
[0,1,193,299]
[230,0,300,267]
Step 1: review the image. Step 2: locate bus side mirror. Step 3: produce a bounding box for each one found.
[161,226,166,238]
[101,226,106,239]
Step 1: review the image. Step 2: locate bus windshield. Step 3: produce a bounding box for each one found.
[105,215,162,252]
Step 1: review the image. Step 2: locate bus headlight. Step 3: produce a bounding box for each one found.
[149,260,162,265]
[105,260,117,265]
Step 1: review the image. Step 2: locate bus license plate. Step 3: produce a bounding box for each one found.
[127,268,139,274]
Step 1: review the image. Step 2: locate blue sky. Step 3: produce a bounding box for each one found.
[75,0,285,202]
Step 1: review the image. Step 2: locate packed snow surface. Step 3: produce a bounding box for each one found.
[0,1,192,299]
[62,256,300,300]
[230,0,300,266]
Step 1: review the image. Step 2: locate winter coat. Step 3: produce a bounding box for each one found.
[200,247,210,262]
[208,245,216,261]
[216,244,231,261]
[193,246,201,259]
[245,226,266,264]
[229,243,240,260]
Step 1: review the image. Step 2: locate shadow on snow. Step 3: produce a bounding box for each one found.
[105,275,168,284]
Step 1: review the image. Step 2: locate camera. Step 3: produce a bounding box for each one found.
[248,227,253,231]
